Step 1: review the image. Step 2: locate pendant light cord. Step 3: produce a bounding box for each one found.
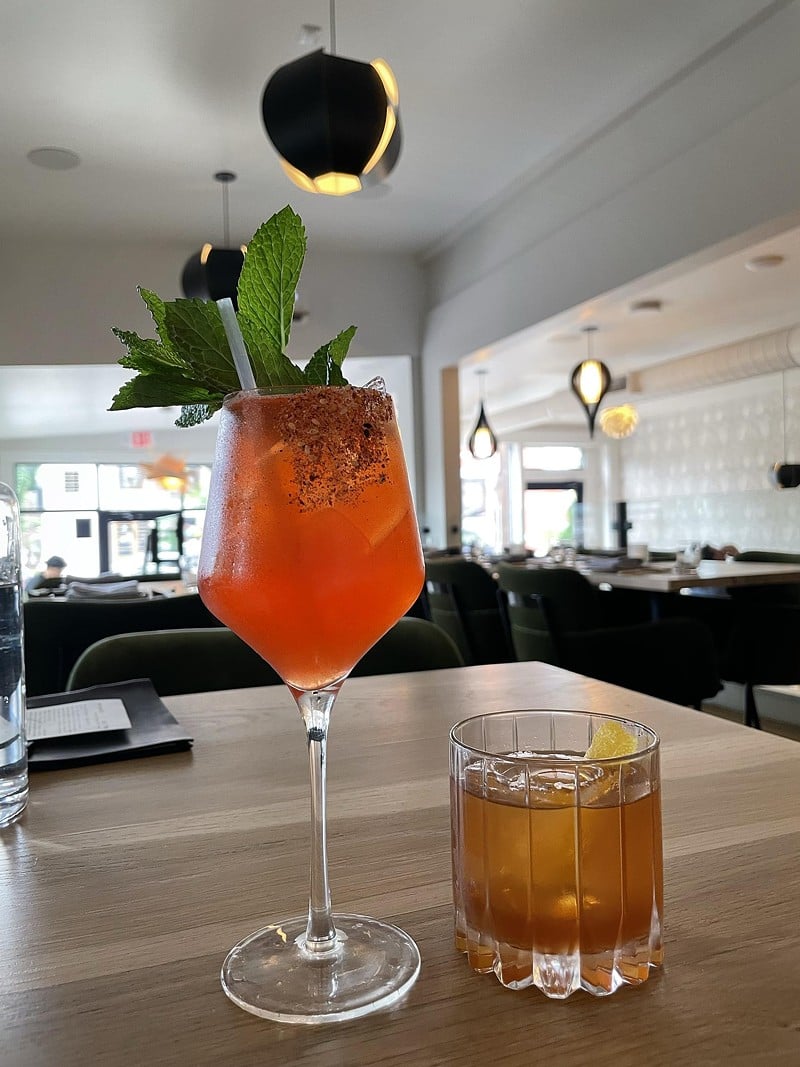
[782,370,788,460]
[329,0,337,54]
[214,171,236,247]
[222,180,230,246]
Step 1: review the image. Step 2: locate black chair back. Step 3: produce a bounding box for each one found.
[730,551,800,605]
[495,562,722,709]
[424,558,513,665]
[720,551,800,725]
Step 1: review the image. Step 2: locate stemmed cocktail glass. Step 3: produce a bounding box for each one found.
[198,382,424,1024]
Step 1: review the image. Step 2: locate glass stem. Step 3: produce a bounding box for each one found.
[293,684,341,953]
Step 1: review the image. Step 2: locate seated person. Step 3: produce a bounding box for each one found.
[26,555,67,593]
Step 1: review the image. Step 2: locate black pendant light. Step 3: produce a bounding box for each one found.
[570,326,611,438]
[468,370,498,460]
[261,0,401,197]
[181,171,245,307]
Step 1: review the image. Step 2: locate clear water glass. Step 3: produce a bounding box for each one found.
[0,482,28,827]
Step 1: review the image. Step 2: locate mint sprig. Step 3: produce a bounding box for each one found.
[110,206,355,425]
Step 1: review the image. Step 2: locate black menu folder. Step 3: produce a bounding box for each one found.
[27,678,193,770]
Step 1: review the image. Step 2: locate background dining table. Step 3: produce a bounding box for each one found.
[579,558,800,594]
[1,661,798,1066]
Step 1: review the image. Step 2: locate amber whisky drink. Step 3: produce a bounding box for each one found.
[450,710,663,998]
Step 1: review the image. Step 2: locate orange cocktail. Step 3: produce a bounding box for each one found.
[199,382,425,1025]
[450,710,663,999]
[198,384,424,689]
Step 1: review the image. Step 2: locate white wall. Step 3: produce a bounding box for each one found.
[0,233,425,367]
[420,2,800,543]
[0,234,425,498]
[622,371,800,552]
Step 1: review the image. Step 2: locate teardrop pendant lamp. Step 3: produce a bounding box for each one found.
[468,370,498,460]
[261,0,401,196]
[570,326,611,438]
[181,171,246,308]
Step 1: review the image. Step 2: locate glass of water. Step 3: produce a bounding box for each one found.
[0,482,28,827]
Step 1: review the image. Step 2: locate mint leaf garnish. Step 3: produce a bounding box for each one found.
[304,326,357,385]
[111,205,353,426]
[238,205,304,360]
[163,300,241,394]
[176,403,222,428]
[110,371,218,410]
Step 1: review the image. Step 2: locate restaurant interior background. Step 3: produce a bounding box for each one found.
[2,1,800,576]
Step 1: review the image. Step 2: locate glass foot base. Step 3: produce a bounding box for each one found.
[221,913,421,1024]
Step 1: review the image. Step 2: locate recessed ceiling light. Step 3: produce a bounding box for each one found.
[745,254,785,271]
[629,299,663,314]
[27,147,81,170]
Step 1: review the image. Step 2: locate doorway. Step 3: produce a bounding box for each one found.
[99,511,184,577]
[523,481,583,555]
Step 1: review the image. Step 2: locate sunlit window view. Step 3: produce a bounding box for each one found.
[521,446,584,471]
[460,444,585,556]
[15,462,211,585]
[523,484,582,556]
[460,448,503,552]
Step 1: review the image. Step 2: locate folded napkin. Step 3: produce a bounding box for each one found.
[65,580,143,600]
[581,556,645,573]
[28,678,193,768]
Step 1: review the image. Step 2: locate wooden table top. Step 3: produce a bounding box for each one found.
[581,558,800,593]
[2,661,799,1066]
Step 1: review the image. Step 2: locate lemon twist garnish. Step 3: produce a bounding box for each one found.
[585,720,638,759]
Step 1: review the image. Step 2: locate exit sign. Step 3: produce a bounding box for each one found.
[130,431,153,449]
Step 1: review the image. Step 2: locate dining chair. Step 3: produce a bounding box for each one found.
[719,600,800,729]
[424,557,514,666]
[66,618,465,696]
[351,617,463,676]
[495,563,722,708]
[66,627,281,695]
[712,551,800,726]
[728,551,800,605]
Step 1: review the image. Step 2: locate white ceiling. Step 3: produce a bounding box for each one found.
[459,219,800,430]
[0,0,795,438]
[2,0,778,252]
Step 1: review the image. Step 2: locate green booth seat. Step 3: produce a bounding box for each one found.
[65,617,464,697]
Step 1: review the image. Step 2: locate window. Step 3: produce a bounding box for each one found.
[15,461,210,585]
[521,445,583,472]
